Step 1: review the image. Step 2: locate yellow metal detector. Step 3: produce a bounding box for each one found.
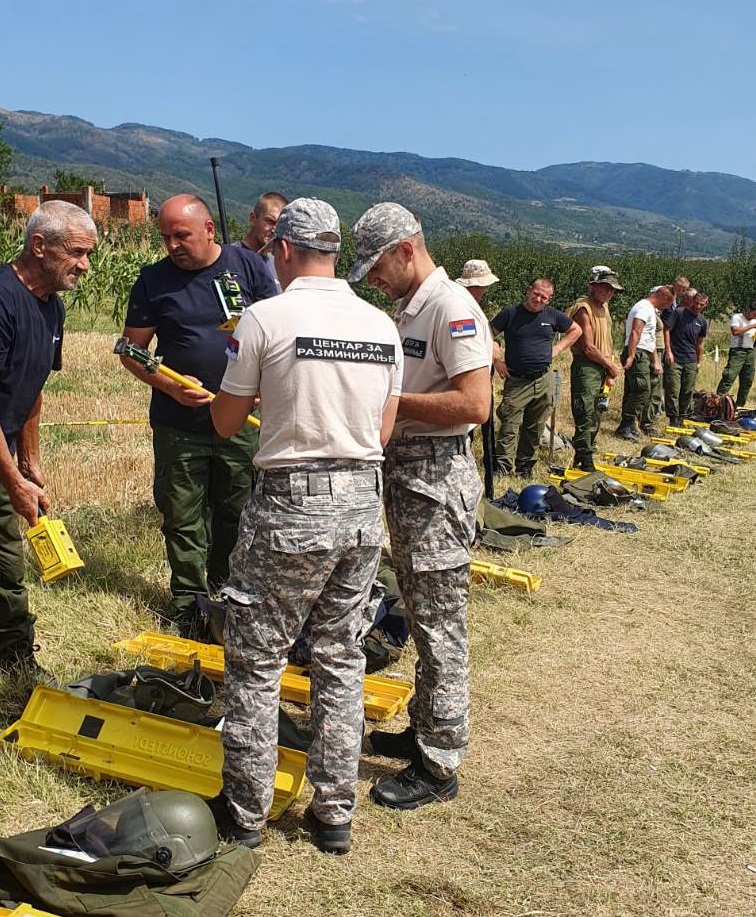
[25,509,84,583]
[114,338,261,429]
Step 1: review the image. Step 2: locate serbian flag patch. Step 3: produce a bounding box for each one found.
[225,336,240,361]
[449,318,477,339]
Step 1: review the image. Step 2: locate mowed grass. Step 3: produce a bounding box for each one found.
[1,331,754,917]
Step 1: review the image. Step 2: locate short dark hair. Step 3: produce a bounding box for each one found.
[254,192,289,217]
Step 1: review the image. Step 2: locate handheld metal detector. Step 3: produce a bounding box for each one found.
[114,337,261,429]
[26,509,85,583]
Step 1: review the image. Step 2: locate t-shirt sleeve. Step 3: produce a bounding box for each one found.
[699,318,708,338]
[239,249,278,302]
[662,308,677,330]
[52,297,65,371]
[433,301,492,380]
[553,309,573,334]
[490,308,509,335]
[124,271,159,328]
[390,327,404,397]
[219,309,263,396]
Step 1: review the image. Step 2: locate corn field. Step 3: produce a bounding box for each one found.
[3,214,756,330]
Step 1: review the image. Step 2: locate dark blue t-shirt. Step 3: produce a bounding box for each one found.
[125,244,277,433]
[0,263,64,449]
[663,307,708,364]
[490,303,573,377]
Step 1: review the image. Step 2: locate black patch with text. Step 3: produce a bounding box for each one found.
[402,337,427,359]
[295,337,396,363]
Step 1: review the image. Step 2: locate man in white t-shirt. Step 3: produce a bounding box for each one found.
[615,285,674,440]
[716,303,756,407]
[208,198,403,856]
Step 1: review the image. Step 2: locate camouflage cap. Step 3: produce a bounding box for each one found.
[589,265,624,291]
[348,202,422,283]
[268,197,341,252]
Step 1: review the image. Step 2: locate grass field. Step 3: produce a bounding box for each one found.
[1,331,754,917]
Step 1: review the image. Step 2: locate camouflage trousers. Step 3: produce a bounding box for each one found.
[221,460,384,829]
[384,436,482,779]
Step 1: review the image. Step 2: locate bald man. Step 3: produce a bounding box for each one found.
[120,194,277,635]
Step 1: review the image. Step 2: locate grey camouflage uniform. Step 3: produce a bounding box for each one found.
[383,435,482,778]
[222,460,383,829]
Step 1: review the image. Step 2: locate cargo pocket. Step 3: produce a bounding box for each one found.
[269,528,335,553]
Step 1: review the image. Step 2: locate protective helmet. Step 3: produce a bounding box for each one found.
[592,476,633,506]
[738,416,756,431]
[694,428,723,447]
[641,443,678,461]
[69,789,218,873]
[517,484,550,515]
[675,435,713,456]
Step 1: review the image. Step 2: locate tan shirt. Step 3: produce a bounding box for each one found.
[221,276,403,468]
[393,267,492,439]
[567,294,613,359]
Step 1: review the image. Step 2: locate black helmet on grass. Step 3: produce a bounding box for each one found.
[517,484,550,515]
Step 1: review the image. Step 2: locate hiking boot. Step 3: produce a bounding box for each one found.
[614,425,639,441]
[370,761,459,810]
[305,809,351,855]
[368,726,419,761]
[207,793,263,849]
[573,454,596,472]
[640,425,658,436]
[515,466,534,481]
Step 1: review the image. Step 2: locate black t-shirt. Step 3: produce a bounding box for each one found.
[0,263,64,449]
[125,244,277,433]
[490,303,573,377]
[662,307,708,364]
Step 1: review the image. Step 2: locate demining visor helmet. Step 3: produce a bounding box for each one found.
[641,443,678,460]
[69,788,219,873]
[738,416,756,431]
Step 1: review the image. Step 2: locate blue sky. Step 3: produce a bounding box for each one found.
[2,0,755,179]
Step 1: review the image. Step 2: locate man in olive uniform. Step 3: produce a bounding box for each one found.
[663,289,708,425]
[566,266,622,471]
[716,303,756,407]
[491,279,581,477]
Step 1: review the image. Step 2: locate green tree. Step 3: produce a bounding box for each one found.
[0,121,12,186]
[53,168,105,193]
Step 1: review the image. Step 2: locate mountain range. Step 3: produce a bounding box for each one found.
[3,107,756,257]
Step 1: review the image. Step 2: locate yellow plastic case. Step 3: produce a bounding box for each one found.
[0,687,306,821]
[114,632,414,722]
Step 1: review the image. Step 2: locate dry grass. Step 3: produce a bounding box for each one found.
[1,332,754,917]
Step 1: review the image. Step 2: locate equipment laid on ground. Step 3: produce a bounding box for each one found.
[114,338,261,429]
[0,906,61,917]
[738,416,756,432]
[549,466,676,500]
[25,510,84,583]
[67,788,218,872]
[0,686,306,821]
[602,451,711,476]
[469,559,542,593]
[682,419,755,444]
[114,632,413,721]
[517,484,550,515]
[660,435,756,461]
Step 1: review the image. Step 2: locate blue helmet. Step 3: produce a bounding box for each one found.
[737,416,756,431]
[517,484,550,515]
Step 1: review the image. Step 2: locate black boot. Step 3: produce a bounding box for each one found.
[573,453,596,472]
[370,760,459,810]
[207,793,263,849]
[368,726,419,761]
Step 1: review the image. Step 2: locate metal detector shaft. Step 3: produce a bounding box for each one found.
[114,337,260,429]
[210,156,230,244]
[480,368,496,500]
[548,369,562,463]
